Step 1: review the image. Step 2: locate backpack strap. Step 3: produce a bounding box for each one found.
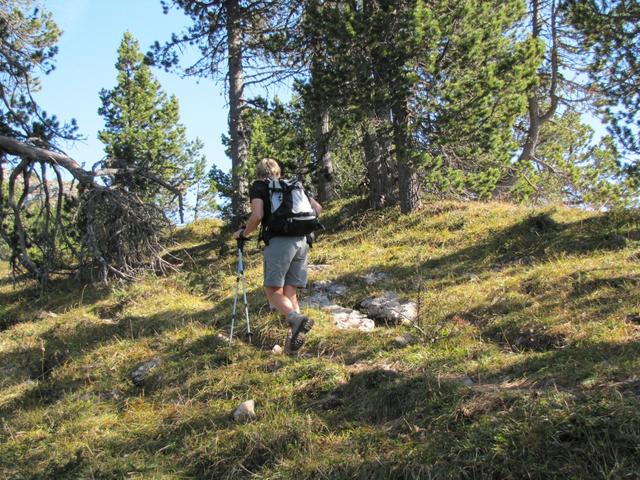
[258,178,273,247]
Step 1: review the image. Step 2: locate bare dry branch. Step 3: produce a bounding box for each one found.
[0,135,183,287]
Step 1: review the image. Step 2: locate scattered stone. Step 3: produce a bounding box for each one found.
[393,333,415,347]
[233,400,256,422]
[272,344,283,355]
[98,389,123,400]
[308,264,331,271]
[362,272,390,285]
[626,313,640,324]
[37,311,59,319]
[330,307,375,332]
[129,357,161,387]
[216,333,230,343]
[358,292,417,326]
[304,283,419,330]
[300,284,376,332]
[313,280,348,297]
[301,292,335,309]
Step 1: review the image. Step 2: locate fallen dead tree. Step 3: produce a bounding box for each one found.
[0,135,184,287]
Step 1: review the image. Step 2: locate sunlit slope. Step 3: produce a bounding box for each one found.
[1,199,639,479]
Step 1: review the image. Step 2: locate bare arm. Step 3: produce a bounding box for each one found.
[310,197,322,217]
[233,198,264,239]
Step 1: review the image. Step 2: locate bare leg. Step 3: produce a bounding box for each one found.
[283,285,299,313]
[264,286,295,316]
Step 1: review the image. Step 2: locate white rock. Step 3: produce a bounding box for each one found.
[129,357,161,387]
[234,400,256,422]
[272,345,283,355]
[300,293,334,309]
[359,292,417,326]
[300,280,376,332]
[362,272,390,285]
[324,304,346,313]
[394,334,415,347]
[313,280,348,297]
[308,264,331,271]
[334,310,375,332]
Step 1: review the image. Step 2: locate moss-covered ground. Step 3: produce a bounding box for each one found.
[1,199,639,479]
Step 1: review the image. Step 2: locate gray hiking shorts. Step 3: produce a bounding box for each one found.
[263,236,308,288]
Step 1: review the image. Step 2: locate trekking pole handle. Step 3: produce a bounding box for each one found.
[236,225,248,252]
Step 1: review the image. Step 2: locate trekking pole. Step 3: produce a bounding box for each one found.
[229,234,252,347]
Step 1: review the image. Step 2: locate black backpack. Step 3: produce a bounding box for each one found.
[262,178,321,241]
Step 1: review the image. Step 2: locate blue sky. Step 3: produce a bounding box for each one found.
[37,0,231,173]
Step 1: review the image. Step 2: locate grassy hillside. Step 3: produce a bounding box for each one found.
[1,199,639,479]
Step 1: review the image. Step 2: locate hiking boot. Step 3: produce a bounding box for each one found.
[285,312,314,354]
[284,329,306,355]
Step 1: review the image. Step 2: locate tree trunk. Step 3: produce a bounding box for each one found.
[397,162,420,214]
[393,102,421,214]
[495,0,559,197]
[360,0,396,209]
[363,118,394,209]
[193,181,200,222]
[520,0,559,165]
[226,0,249,225]
[316,108,335,202]
[519,96,542,166]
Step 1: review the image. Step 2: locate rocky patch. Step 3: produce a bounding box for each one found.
[302,280,418,331]
[301,281,375,332]
[129,357,161,387]
[357,292,417,326]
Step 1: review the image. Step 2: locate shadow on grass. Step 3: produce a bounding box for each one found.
[286,340,640,479]
[413,211,639,287]
[479,338,640,389]
[318,211,638,293]
[297,210,640,300]
[162,237,235,273]
[0,276,112,332]
[0,305,228,415]
[454,267,639,352]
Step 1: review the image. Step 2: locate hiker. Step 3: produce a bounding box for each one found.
[233,158,322,354]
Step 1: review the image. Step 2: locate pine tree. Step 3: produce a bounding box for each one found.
[511,110,635,207]
[299,1,398,208]
[563,0,640,156]
[190,151,219,221]
[0,0,75,141]
[493,0,612,199]
[98,32,201,216]
[151,0,303,224]
[1,22,193,285]
[0,0,78,282]
[410,0,541,200]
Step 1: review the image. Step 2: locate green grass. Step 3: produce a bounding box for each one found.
[1,200,640,479]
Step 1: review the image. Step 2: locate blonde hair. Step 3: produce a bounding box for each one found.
[256,158,281,179]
